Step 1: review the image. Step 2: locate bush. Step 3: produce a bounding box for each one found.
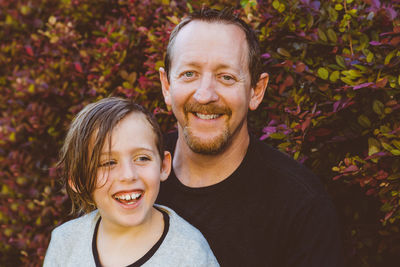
[1,0,399,266]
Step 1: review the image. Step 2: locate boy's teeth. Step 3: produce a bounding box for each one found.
[114,192,142,200]
[196,113,219,120]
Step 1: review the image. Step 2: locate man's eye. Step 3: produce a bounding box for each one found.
[219,74,236,84]
[184,71,194,77]
[99,161,116,168]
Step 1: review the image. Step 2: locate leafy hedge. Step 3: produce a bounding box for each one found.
[1,0,399,266]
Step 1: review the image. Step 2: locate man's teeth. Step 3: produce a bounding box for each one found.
[196,113,219,120]
[115,192,141,201]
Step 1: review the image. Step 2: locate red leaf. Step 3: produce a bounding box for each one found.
[25,45,34,56]
[295,62,306,73]
[376,77,388,88]
[301,117,311,132]
[74,62,83,73]
[343,165,358,173]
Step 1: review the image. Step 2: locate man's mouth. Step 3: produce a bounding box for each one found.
[113,191,143,204]
[195,112,221,120]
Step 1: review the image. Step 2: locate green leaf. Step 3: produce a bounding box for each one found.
[327,29,337,43]
[357,115,371,128]
[391,149,400,156]
[372,100,385,115]
[330,70,340,82]
[368,138,381,156]
[335,3,343,10]
[388,173,400,180]
[384,50,396,65]
[392,140,400,150]
[317,28,327,42]
[318,67,329,80]
[328,7,338,22]
[270,133,286,139]
[335,55,346,68]
[382,142,394,151]
[272,0,280,10]
[277,48,291,57]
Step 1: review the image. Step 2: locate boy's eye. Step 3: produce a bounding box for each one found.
[99,160,116,168]
[135,156,151,162]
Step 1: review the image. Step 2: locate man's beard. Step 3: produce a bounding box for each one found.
[181,101,233,155]
[183,125,231,155]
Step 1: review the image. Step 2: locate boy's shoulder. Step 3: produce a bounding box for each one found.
[51,210,99,241]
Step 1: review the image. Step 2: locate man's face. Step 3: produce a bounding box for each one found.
[161,21,265,154]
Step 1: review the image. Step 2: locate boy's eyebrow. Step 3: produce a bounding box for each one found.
[99,147,156,156]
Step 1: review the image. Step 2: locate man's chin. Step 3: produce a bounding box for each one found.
[183,129,230,155]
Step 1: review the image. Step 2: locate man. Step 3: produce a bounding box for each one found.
[157,8,343,267]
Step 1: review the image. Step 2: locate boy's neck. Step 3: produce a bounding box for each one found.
[96,207,164,266]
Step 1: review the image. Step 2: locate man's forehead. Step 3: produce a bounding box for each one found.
[175,20,246,42]
[170,20,249,67]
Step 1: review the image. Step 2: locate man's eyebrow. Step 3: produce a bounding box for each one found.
[178,62,239,72]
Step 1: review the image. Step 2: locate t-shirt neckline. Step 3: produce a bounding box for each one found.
[92,207,170,267]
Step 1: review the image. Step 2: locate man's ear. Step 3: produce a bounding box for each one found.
[160,151,172,182]
[249,72,269,111]
[159,67,172,107]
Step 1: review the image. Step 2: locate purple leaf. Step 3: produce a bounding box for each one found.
[262,126,276,134]
[385,6,397,20]
[333,101,341,112]
[261,53,271,59]
[353,82,374,90]
[371,0,381,9]
[310,1,320,10]
[369,41,381,45]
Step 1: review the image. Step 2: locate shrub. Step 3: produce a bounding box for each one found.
[0,0,399,266]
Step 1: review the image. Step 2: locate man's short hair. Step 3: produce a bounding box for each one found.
[164,7,262,88]
[57,97,164,215]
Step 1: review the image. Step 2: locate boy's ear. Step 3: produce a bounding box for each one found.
[160,151,172,182]
[249,72,269,111]
[159,67,172,107]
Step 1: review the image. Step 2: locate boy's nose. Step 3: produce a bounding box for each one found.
[193,74,219,104]
[119,162,137,181]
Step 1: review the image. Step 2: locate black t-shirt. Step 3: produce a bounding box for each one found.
[156,132,343,267]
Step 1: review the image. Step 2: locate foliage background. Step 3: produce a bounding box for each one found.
[1,0,399,266]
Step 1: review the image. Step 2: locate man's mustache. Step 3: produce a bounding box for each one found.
[183,101,232,116]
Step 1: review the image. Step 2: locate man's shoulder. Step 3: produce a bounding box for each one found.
[248,135,327,199]
[157,205,209,244]
[153,205,219,266]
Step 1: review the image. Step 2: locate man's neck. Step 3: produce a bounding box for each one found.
[172,129,250,188]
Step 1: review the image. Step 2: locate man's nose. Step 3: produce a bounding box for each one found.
[193,73,219,104]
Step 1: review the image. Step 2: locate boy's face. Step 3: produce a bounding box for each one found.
[92,112,171,230]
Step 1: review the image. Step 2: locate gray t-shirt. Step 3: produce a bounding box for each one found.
[43,205,219,267]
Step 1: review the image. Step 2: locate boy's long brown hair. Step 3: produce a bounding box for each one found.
[57,97,164,215]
